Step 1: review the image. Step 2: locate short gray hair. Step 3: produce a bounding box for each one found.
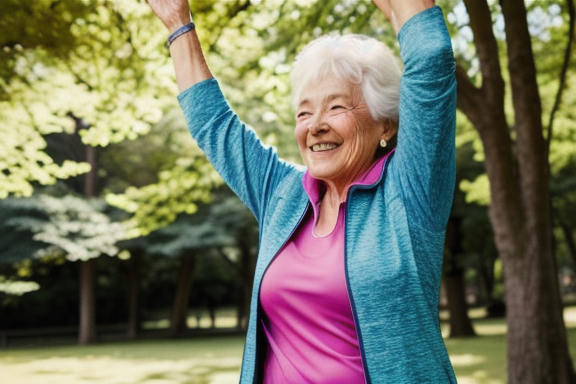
[291,34,401,123]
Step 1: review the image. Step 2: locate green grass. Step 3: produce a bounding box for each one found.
[445,326,507,384]
[443,307,576,384]
[0,336,246,384]
[2,308,576,384]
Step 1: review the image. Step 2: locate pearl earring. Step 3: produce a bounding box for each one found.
[380,138,387,148]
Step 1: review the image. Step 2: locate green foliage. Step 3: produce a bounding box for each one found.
[0,0,174,199]
[139,192,255,257]
[1,192,125,262]
[107,158,221,238]
[460,174,491,206]
[0,75,92,198]
[448,0,575,209]
[0,0,92,90]
[0,198,51,264]
[0,276,40,296]
[102,107,224,237]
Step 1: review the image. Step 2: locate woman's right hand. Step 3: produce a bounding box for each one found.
[372,0,434,35]
[147,0,192,33]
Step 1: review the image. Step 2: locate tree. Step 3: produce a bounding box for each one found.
[142,190,256,336]
[0,0,93,198]
[207,193,258,330]
[454,0,576,382]
[0,276,40,347]
[0,0,175,199]
[444,215,476,338]
[1,0,194,344]
[1,191,125,344]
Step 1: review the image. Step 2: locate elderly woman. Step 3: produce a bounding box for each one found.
[149,0,457,383]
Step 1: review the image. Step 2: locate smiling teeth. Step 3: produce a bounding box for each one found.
[312,143,338,152]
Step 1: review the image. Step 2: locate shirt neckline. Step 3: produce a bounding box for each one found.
[302,149,394,226]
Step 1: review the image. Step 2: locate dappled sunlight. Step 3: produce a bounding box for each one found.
[0,355,241,384]
[473,322,507,336]
[449,353,505,384]
[186,311,237,329]
[456,371,505,384]
[564,306,576,328]
[450,353,485,366]
[0,337,245,384]
[209,371,243,384]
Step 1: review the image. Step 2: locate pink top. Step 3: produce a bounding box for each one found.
[259,154,390,384]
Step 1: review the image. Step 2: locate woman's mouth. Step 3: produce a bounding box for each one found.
[311,143,339,152]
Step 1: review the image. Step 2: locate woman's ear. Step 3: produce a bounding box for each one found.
[382,119,398,141]
[374,119,398,158]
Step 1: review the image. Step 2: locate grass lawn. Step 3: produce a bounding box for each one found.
[1,307,576,384]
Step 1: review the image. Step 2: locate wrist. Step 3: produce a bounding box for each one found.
[166,21,195,48]
[166,12,194,34]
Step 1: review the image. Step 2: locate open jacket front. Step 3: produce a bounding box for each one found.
[178,6,457,383]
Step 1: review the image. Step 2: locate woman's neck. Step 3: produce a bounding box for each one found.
[314,183,346,237]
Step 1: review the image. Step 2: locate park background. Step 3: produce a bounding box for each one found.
[0,0,575,383]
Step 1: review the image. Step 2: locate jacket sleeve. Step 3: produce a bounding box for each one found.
[392,5,457,231]
[177,79,296,220]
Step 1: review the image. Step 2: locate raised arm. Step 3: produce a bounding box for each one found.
[372,0,435,35]
[147,0,296,221]
[148,0,212,92]
[375,1,457,230]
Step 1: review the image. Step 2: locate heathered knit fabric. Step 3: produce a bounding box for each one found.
[177,6,457,383]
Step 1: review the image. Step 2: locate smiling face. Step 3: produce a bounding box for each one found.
[295,76,389,193]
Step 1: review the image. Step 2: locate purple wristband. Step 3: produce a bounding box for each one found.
[166,22,195,48]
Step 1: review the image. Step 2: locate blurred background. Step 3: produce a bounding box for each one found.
[0,0,575,383]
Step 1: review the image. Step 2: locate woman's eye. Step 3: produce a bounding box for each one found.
[297,111,310,118]
[331,105,345,110]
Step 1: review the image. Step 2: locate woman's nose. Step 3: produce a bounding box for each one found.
[307,113,328,134]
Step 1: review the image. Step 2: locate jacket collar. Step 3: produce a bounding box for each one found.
[302,149,395,208]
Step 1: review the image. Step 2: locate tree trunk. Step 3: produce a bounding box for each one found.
[444,217,476,337]
[169,254,196,336]
[126,252,141,338]
[477,254,496,306]
[444,269,475,337]
[0,294,5,347]
[562,223,576,271]
[78,123,99,345]
[78,258,97,345]
[457,1,576,382]
[236,230,255,331]
[501,1,575,382]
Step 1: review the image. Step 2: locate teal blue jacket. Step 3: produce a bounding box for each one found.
[178,6,457,383]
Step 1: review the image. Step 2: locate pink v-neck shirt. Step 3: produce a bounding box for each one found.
[260,154,390,384]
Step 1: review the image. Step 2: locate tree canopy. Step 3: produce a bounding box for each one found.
[0,0,173,198]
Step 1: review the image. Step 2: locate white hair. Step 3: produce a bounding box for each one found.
[291,34,401,123]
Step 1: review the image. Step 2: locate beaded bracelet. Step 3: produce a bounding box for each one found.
[166,22,196,48]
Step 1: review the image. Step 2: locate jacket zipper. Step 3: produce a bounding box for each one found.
[252,201,309,384]
[344,186,372,384]
[344,153,394,384]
